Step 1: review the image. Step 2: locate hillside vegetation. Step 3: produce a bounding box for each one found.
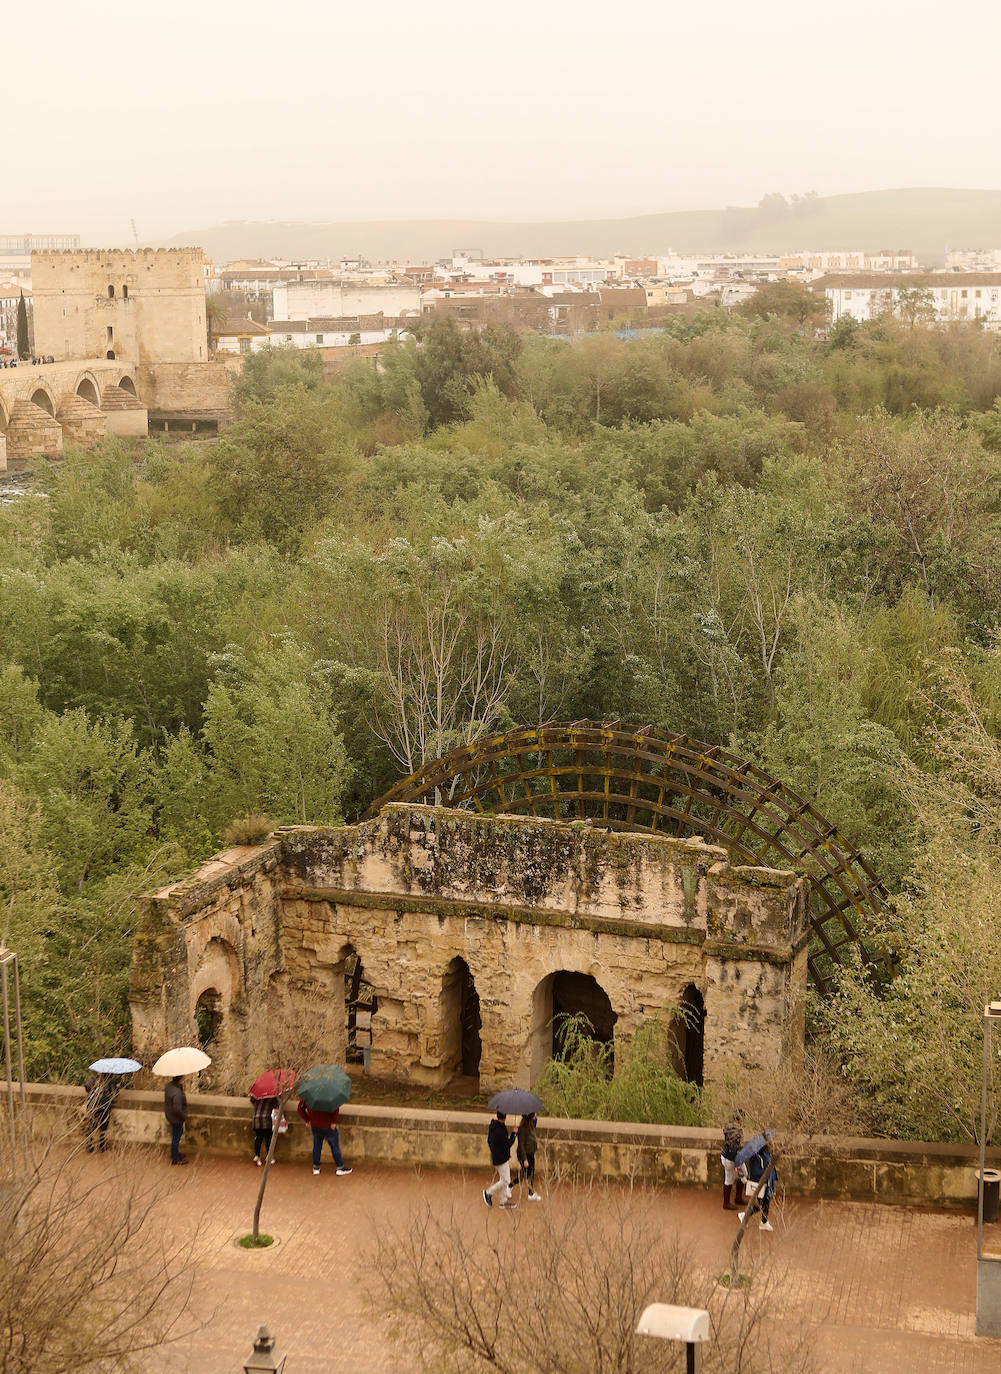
[163,187,1001,262]
[3,302,1001,1141]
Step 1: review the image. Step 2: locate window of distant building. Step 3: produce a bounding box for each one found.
[316,334,323,344]
[961,289,968,298]
[976,289,982,298]
[239,337,251,354]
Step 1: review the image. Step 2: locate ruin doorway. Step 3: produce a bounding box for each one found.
[675,984,705,1086]
[194,988,222,1051]
[440,957,481,1083]
[529,970,616,1084]
[343,948,376,1066]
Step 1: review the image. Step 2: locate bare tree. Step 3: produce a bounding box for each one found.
[365,1179,817,1373]
[0,1138,199,1372]
[250,983,342,1243]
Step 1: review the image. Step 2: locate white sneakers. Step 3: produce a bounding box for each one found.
[313,1167,320,1175]
[528,1191,543,1202]
[738,1210,774,1231]
[336,1167,353,1176]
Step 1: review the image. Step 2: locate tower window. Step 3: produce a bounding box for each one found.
[108,284,115,298]
[122,284,128,299]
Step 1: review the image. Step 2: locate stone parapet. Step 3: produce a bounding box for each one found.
[16,1082,999,1211]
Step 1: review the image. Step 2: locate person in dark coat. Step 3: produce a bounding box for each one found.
[483,1110,516,1208]
[251,1094,279,1165]
[721,1111,747,1211]
[517,1112,542,1201]
[739,1141,777,1231]
[297,1100,352,1176]
[163,1075,187,1165]
[83,1073,119,1152]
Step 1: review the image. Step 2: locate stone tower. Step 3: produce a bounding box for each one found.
[30,248,207,365]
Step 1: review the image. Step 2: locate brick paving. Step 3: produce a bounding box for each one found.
[130,1151,1001,1373]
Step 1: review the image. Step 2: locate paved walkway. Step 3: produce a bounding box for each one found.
[130,1153,1001,1373]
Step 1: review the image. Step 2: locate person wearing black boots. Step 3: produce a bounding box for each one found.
[721,1111,746,1211]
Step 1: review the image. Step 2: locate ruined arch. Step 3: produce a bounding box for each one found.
[0,396,9,432]
[29,388,54,416]
[674,983,705,1087]
[190,935,243,1085]
[364,722,890,994]
[117,374,137,396]
[76,375,99,407]
[439,956,481,1081]
[529,970,616,1086]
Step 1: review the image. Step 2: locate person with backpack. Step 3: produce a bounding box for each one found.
[483,1110,516,1208]
[721,1111,747,1211]
[739,1139,777,1232]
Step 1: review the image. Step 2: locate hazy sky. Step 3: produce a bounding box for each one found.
[9,0,999,242]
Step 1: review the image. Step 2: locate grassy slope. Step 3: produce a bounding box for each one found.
[165,188,1001,264]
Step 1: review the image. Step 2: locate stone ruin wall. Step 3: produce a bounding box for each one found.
[130,805,809,1096]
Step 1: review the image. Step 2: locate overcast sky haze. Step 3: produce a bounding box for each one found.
[8,0,1000,243]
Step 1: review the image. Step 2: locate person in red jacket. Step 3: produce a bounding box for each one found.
[297,1099,353,1177]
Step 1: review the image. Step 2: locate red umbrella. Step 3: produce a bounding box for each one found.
[249,1069,295,1099]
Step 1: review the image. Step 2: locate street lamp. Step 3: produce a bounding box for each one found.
[243,1325,287,1373]
[636,1304,710,1373]
[977,1001,1001,1337]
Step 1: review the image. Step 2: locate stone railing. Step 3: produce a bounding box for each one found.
[13,1083,998,1211]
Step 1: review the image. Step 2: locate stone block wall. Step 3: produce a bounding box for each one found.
[130,806,809,1098]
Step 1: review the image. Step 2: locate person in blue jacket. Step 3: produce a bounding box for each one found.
[483,1111,516,1209]
[739,1140,777,1232]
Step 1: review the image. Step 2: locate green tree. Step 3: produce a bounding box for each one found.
[16,291,29,359]
[894,285,937,329]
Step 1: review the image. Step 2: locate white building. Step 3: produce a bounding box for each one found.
[814,273,1001,327]
[272,280,420,321]
[268,317,402,349]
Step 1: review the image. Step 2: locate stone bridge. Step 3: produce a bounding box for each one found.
[0,358,146,468]
[130,804,809,1097]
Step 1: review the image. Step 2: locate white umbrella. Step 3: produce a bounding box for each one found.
[152,1047,211,1077]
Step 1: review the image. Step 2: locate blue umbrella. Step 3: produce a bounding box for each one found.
[89,1057,141,1074]
[735,1131,773,1168]
[298,1064,352,1112]
[488,1089,544,1115]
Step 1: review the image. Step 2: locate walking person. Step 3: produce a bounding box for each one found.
[164,1075,187,1165]
[83,1073,119,1152]
[517,1111,543,1201]
[739,1138,777,1232]
[251,1092,279,1166]
[297,1099,352,1177]
[483,1110,516,1209]
[721,1110,746,1211]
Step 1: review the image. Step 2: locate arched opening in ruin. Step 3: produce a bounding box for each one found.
[674,983,705,1087]
[194,988,223,1051]
[343,947,377,1065]
[76,377,99,407]
[529,971,616,1085]
[29,389,53,416]
[439,956,481,1083]
[118,375,137,396]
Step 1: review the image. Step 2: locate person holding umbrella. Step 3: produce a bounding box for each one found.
[83,1057,139,1152]
[152,1047,211,1166]
[249,1069,293,1166]
[483,1089,544,1209]
[297,1064,353,1177]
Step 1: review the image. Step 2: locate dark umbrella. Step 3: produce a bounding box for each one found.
[735,1132,773,1168]
[298,1064,352,1112]
[249,1069,295,1100]
[488,1089,544,1115]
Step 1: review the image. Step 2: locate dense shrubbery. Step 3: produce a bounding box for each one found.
[3,307,1001,1133]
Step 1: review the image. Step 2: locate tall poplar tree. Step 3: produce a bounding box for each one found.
[16,291,29,359]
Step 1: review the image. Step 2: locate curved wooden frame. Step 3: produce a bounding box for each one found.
[363,722,890,994]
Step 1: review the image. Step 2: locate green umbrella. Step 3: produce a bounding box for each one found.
[298,1064,352,1112]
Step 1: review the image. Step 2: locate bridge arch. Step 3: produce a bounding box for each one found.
[29,387,55,416]
[364,721,890,994]
[0,396,9,431]
[75,374,100,407]
[117,374,137,397]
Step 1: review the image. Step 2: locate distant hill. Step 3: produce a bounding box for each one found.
[163,189,1001,264]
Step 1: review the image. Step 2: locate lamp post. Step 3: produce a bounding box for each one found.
[243,1325,287,1373]
[977,1001,1001,1337]
[636,1304,710,1373]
